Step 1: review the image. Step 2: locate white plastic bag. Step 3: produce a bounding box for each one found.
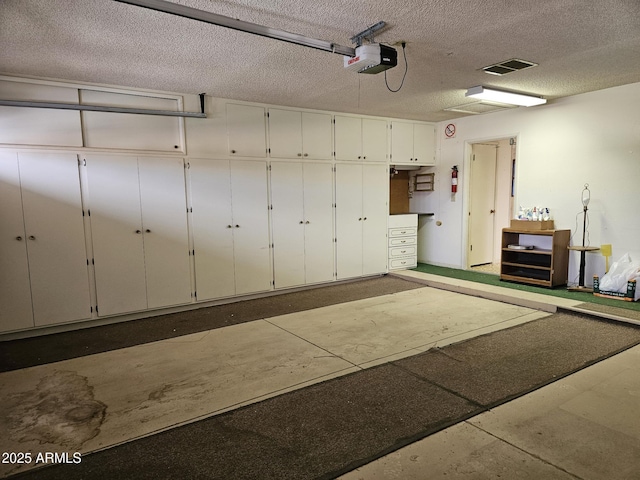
[599,252,640,300]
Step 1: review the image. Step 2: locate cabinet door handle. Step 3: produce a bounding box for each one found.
[16,236,23,241]
[227,225,233,228]
[358,217,362,221]
[297,153,302,157]
[235,225,240,228]
[363,217,367,221]
[28,235,36,240]
[305,221,310,224]
[299,221,304,224]
[303,153,308,157]
[231,149,236,154]
[145,229,151,233]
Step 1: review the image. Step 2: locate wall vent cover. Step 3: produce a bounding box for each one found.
[483,58,538,75]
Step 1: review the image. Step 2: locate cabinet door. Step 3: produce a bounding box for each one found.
[85,155,148,316]
[302,163,335,283]
[335,164,364,279]
[230,161,272,295]
[301,112,332,160]
[390,121,414,164]
[362,119,388,162]
[81,90,182,151]
[189,158,236,300]
[19,152,91,326]
[334,116,362,161]
[226,103,267,157]
[270,162,306,288]
[268,109,303,159]
[138,157,191,308]
[0,151,34,332]
[362,164,389,275]
[413,123,436,166]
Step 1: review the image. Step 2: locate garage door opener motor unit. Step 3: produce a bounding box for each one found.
[344,44,398,74]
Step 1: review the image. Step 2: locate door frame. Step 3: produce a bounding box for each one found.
[461,135,519,270]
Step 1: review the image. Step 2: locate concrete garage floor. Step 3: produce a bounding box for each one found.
[2,270,640,479]
[338,270,640,480]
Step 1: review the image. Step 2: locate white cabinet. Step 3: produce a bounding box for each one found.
[85,155,191,316]
[270,162,334,288]
[189,158,272,300]
[335,163,388,279]
[226,103,267,157]
[0,80,83,147]
[334,115,388,162]
[268,108,332,160]
[388,214,418,270]
[390,121,435,166]
[0,151,91,332]
[80,90,182,152]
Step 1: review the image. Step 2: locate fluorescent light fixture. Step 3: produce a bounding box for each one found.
[465,86,547,107]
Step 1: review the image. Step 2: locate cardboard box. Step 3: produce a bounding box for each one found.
[510,219,555,231]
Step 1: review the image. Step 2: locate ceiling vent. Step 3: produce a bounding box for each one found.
[482,58,538,76]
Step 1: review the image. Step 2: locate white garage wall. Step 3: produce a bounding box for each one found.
[411,82,640,285]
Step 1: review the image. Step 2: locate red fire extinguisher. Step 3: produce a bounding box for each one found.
[451,165,458,193]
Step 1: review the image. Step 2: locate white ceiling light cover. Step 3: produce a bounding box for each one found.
[465,86,547,107]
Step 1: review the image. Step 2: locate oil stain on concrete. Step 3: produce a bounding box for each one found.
[5,370,107,450]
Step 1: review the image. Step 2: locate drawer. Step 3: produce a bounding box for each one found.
[389,227,417,237]
[389,245,417,257]
[388,236,417,247]
[389,257,417,269]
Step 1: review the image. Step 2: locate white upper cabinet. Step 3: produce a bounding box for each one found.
[390,121,435,166]
[268,108,332,160]
[226,103,267,157]
[335,115,388,162]
[0,80,83,147]
[81,90,183,152]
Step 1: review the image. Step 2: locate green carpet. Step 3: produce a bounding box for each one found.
[413,263,640,312]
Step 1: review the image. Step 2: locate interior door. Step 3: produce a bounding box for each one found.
[469,144,497,266]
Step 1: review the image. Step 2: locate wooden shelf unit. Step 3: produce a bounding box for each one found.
[500,228,571,287]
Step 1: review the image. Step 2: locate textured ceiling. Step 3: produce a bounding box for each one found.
[1,0,640,121]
